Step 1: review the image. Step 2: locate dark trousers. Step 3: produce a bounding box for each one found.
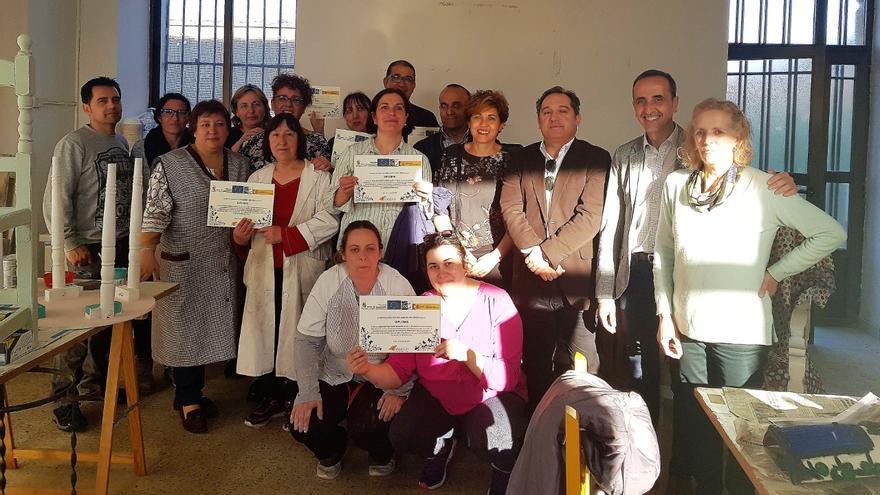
[620,257,660,424]
[390,384,527,471]
[252,268,298,402]
[290,381,394,464]
[173,365,206,407]
[671,336,768,495]
[520,288,599,412]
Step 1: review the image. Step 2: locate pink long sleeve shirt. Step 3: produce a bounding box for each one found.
[385,282,528,416]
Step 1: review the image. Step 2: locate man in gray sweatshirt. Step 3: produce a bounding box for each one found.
[42,76,133,432]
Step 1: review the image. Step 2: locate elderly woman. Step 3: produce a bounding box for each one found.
[227,84,270,151]
[290,221,414,479]
[239,73,332,172]
[432,90,520,289]
[348,232,527,494]
[331,88,432,249]
[131,92,193,168]
[232,113,338,428]
[654,98,846,494]
[140,99,251,434]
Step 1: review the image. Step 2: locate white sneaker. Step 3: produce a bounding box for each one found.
[368,457,397,477]
[316,459,342,480]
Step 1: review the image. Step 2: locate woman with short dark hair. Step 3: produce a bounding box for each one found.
[131,92,193,168]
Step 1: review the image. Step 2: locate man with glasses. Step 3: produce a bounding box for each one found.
[42,76,135,432]
[382,60,440,139]
[500,86,610,412]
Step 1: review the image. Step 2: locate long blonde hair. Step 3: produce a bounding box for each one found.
[680,98,753,171]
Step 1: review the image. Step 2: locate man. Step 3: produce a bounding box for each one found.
[595,70,798,429]
[42,76,134,432]
[382,60,440,138]
[500,87,609,412]
[414,83,470,172]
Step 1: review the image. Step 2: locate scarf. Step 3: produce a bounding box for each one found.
[685,165,741,212]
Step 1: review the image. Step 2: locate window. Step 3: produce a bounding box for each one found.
[726,0,874,322]
[150,0,297,105]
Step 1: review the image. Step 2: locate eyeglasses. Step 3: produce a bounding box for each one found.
[388,74,416,85]
[423,230,456,242]
[159,109,189,118]
[544,159,557,191]
[273,95,305,105]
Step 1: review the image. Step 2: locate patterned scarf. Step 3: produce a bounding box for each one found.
[685,165,741,212]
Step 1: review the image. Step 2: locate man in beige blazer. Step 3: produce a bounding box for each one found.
[500,86,610,411]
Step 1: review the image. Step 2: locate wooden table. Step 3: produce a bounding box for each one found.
[0,281,176,495]
[695,387,880,495]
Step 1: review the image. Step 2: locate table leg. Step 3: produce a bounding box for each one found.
[94,321,125,495]
[119,322,145,476]
[1,386,17,470]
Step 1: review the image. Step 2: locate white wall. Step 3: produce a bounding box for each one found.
[295,0,729,150]
[861,14,880,337]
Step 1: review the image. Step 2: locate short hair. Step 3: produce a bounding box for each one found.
[632,69,678,98]
[535,86,580,115]
[343,91,377,133]
[188,99,231,131]
[153,92,192,124]
[230,84,270,128]
[465,90,510,124]
[262,113,307,162]
[370,88,411,116]
[271,73,313,107]
[385,60,416,78]
[335,220,384,264]
[680,98,753,171]
[443,84,471,97]
[81,76,121,104]
[421,231,469,270]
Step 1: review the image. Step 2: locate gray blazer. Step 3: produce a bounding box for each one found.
[595,124,685,300]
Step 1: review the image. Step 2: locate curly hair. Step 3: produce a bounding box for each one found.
[466,90,510,124]
[230,84,269,129]
[680,98,753,171]
[271,73,313,107]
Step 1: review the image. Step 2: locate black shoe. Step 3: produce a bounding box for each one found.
[53,404,87,432]
[224,359,243,379]
[172,397,219,418]
[419,438,457,490]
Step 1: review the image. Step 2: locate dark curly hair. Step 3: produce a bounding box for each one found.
[271,73,313,108]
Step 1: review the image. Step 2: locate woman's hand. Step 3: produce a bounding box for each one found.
[413,180,433,202]
[334,176,358,207]
[309,111,325,136]
[312,155,332,172]
[657,314,683,359]
[291,400,322,434]
[258,225,282,245]
[346,347,371,375]
[377,393,404,422]
[468,250,500,278]
[233,218,255,246]
[435,338,470,362]
[758,271,779,298]
[231,127,263,152]
[139,248,159,281]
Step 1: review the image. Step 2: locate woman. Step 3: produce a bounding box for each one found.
[325,91,377,158]
[290,221,413,479]
[654,98,846,494]
[433,90,520,289]
[348,232,527,494]
[232,114,338,428]
[227,84,270,151]
[239,73,332,173]
[331,88,432,249]
[140,99,251,434]
[131,92,193,168]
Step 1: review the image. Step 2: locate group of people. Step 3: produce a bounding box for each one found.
[43,59,845,495]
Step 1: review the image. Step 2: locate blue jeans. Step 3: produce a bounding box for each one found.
[619,256,660,424]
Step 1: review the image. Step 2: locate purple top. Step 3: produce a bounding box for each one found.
[386,282,527,415]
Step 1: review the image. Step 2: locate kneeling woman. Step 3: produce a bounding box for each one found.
[290,221,414,479]
[348,232,527,494]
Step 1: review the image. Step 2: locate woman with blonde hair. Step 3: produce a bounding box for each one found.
[654,98,846,494]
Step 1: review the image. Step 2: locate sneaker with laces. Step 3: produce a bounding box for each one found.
[487,465,511,495]
[368,457,396,477]
[52,403,87,432]
[419,438,457,490]
[244,398,286,428]
[316,456,342,480]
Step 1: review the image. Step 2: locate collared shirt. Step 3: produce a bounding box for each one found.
[539,137,575,212]
[441,127,470,149]
[631,127,680,254]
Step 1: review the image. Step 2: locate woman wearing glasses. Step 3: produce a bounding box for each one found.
[131,92,193,168]
[347,231,527,494]
[227,84,270,152]
[239,73,332,173]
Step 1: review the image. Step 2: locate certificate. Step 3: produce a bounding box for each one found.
[309,85,342,118]
[408,126,440,143]
[331,128,371,164]
[353,155,423,203]
[207,181,275,228]
[359,295,441,353]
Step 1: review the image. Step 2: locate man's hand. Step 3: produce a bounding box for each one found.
[334,176,357,207]
[657,314,683,359]
[311,155,332,172]
[258,225,282,245]
[65,245,91,267]
[767,169,798,197]
[377,394,404,422]
[758,271,779,298]
[522,246,560,281]
[597,299,617,334]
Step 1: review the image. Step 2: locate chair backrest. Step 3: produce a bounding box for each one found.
[566,352,591,495]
